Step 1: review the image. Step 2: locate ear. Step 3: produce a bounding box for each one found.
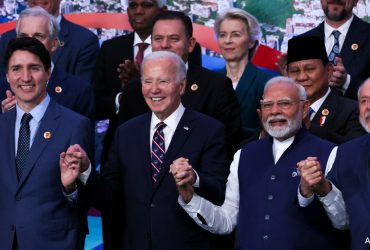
[179,78,186,96]
[302,100,310,118]
[50,37,59,54]
[187,37,196,54]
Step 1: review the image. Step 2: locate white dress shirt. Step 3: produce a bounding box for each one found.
[178,136,299,234]
[309,88,331,120]
[324,15,353,92]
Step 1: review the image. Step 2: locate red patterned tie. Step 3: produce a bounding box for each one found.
[151,122,166,183]
[135,42,149,65]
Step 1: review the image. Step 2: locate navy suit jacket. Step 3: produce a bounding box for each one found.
[0,17,99,82]
[309,90,366,144]
[99,108,229,250]
[0,66,95,120]
[328,134,370,250]
[0,99,94,250]
[302,15,370,99]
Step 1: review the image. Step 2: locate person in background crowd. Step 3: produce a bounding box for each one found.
[286,35,365,144]
[0,0,99,82]
[214,8,272,139]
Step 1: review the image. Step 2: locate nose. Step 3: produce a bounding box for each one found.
[149,82,161,93]
[134,5,145,14]
[21,69,31,82]
[160,38,170,49]
[270,102,282,115]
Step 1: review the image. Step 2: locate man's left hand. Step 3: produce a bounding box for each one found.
[329,57,347,88]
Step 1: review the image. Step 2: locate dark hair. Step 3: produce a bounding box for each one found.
[5,37,51,71]
[152,10,193,38]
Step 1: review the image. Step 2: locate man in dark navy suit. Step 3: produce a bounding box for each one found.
[0,7,95,121]
[0,37,94,250]
[301,0,370,100]
[0,0,99,82]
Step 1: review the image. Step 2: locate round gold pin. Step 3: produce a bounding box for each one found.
[44,131,51,139]
[322,109,329,116]
[191,84,198,91]
[351,43,358,51]
[55,86,62,93]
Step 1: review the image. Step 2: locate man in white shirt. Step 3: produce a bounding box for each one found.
[302,0,370,100]
[171,76,345,249]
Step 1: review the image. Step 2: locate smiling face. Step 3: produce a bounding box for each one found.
[6,50,50,112]
[261,82,308,141]
[141,57,185,121]
[217,18,254,63]
[27,0,61,16]
[287,59,332,104]
[321,0,358,23]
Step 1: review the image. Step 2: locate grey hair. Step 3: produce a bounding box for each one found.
[214,8,261,57]
[16,6,59,39]
[263,76,307,101]
[127,0,167,8]
[357,78,370,100]
[141,51,186,83]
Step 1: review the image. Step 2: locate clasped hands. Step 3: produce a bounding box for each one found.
[60,144,90,193]
[169,157,196,203]
[297,156,331,198]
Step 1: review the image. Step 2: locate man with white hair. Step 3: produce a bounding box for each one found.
[299,78,370,249]
[171,76,343,249]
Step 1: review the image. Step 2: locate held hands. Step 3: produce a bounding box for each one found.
[117,59,140,89]
[329,57,347,88]
[1,90,16,113]
[60,144,90,193]
[297,157,331,198]
[169,157,196,203]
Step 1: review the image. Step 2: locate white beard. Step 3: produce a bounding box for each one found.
[263,114,302,140]
[360,115,370,133]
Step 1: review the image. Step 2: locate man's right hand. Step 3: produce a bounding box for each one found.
[1,90,16,113]
[169,157,195,203]
[117,59,140,89]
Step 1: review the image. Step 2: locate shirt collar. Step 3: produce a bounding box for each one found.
[134,32,151,46]
[16,94,50,124]
[324,15,353,41]
[150,103,185,133]
[310,88,331,113]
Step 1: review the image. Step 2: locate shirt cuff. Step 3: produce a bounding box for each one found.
[318,181,340,206]
[297,184,314,207]
[78,163,92,185]
[62,188,78,204]
[115,92,123,115]
[341,74,351,93]
[178,193,203,223]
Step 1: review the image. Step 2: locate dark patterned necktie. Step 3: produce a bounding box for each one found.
[151,122,166,183]
[308,107,315,120]
[135,42,149,65]
[328,30,341,65]
[16,113,32,180]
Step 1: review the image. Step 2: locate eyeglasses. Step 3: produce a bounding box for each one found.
[260,99,305,110]
[128,1,155,9]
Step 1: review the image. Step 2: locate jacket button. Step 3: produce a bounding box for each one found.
[150,203,156,208]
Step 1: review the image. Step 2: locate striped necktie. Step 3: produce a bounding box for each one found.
[151,122,166,183]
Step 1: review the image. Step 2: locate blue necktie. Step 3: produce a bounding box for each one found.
[151,122,166,183]
[328,30,341,65]
[16,113,32,180]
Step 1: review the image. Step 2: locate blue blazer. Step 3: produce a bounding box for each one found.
[0,100,94,250]
[100,108,229,250]
[220,63,271,138]
[328,134,370,250]
[0,17,100,82]
[0,66,95,121]
[301,15,370,99]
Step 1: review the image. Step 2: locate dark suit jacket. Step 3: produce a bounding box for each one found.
[302,15,370,99]
[309,90,366,144]
[0,66,95,120]
[0,17,100,82]
[98,108,229,250]
[0,99,94,250]
[118,64,242,159]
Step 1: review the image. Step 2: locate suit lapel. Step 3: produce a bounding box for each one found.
[47,67,67,101]
[152,109,195,191]
[52,17,69,64]
[312,90,337,126]
[140,113,154,187]
[17,101,61,189]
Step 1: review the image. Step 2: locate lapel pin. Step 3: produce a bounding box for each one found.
[351,43,358,51]
[44,131,51,139]
[183,126,189,130]
[322,109,329,116]
[55,86,62,93]
[190,84,198,91]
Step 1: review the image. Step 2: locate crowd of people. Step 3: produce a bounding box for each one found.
[0,0,369,249]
